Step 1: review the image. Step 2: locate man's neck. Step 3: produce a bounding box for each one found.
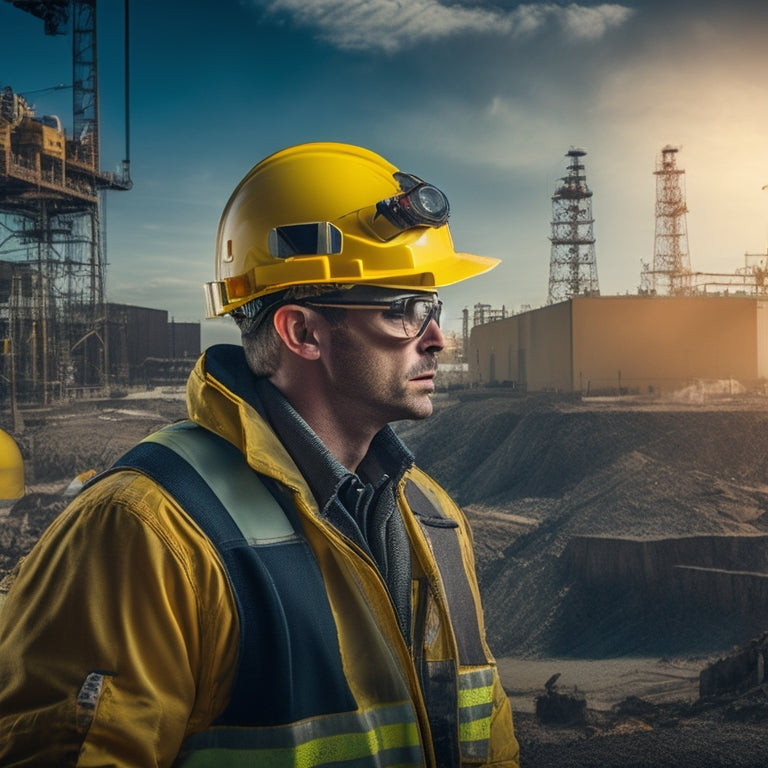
[251,374,413,517]
[268,371,380,472]
[275,388,376,471]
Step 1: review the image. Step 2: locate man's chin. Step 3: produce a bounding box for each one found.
[403,397,434,421]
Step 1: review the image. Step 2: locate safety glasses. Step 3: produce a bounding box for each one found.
[303,295,442,339]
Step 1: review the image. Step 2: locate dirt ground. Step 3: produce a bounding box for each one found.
[4,385,768,765]
[499,656,703,714]
[496,656,768,768]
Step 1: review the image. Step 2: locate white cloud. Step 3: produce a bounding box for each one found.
[256,0,634,52]
[559,3,634,40]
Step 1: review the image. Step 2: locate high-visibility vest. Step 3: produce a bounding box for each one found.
[112,420,495,767]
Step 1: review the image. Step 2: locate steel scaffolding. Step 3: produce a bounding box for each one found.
[0,0,131,405]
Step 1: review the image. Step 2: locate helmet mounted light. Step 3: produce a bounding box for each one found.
[367,172,451,242]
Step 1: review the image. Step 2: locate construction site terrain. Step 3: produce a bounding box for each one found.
[4,385,768,766]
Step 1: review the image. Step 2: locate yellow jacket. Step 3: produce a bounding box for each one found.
[0,347,519,767]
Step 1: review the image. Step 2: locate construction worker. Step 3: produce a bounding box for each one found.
[0,142,520,767]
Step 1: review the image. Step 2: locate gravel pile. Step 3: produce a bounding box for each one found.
[398,395,768,658]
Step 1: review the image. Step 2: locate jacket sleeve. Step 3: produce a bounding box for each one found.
[0,471,239,768]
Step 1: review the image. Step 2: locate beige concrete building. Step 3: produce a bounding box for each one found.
[469,295,768,394]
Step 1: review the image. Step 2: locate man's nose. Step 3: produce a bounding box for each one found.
[419,318,444,351]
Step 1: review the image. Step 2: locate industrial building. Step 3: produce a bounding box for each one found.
[0,0,200,410]
[0,263,200,401]
[468,144,768,395]
[103,303,200,389]
[469,295,768,394]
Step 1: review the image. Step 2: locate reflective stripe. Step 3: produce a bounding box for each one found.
[458,667,494,761]
[142,422,295,543]
[179,702,423,768]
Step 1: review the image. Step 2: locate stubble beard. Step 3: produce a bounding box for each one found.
[329,328,437,426]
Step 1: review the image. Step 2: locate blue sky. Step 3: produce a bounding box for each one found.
[3,0,768,347]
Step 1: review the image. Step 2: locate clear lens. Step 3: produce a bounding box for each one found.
[304,295,442,339]
[399,297,442,338]
[411,186,449,221]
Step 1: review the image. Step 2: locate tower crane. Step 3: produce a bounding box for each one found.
[5,0,132,188]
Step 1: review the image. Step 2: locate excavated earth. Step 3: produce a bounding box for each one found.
[4,384,768,766]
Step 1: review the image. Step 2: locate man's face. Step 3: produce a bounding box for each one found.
[320,307,444,431]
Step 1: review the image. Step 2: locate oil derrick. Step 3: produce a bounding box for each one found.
[0,0,131,406]
[548,148,599,304]
[643,145,691,295]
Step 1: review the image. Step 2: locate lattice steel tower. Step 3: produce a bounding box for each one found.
[644,145,691,295]
[548,148,599,304]
[0,0,131,405]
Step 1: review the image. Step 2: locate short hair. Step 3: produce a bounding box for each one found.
[237,303,347,378]
[239,310,282,377]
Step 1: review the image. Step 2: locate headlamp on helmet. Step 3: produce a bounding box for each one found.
[361,172,451,243]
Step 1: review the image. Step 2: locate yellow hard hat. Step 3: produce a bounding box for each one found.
[204,142,500,317]
[0,428,24,502]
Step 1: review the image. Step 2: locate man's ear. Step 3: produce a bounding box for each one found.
[272,305,322,360]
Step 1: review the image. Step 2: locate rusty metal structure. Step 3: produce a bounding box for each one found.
[683,250,768,296]
[640,145,768,296]
[640,145,692,295]
[0,0,131,405]
[548,148,599,304]
[472,303,508,327]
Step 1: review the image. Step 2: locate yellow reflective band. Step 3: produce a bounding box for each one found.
[458,683,493,709]
[186,721,421,768]
[459,714,491,744]
[179,705,423,768]
[457,669,493,760]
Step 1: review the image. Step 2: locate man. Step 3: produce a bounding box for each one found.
[0,142,520,766]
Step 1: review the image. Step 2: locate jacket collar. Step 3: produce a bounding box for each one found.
[187,344,414,512]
